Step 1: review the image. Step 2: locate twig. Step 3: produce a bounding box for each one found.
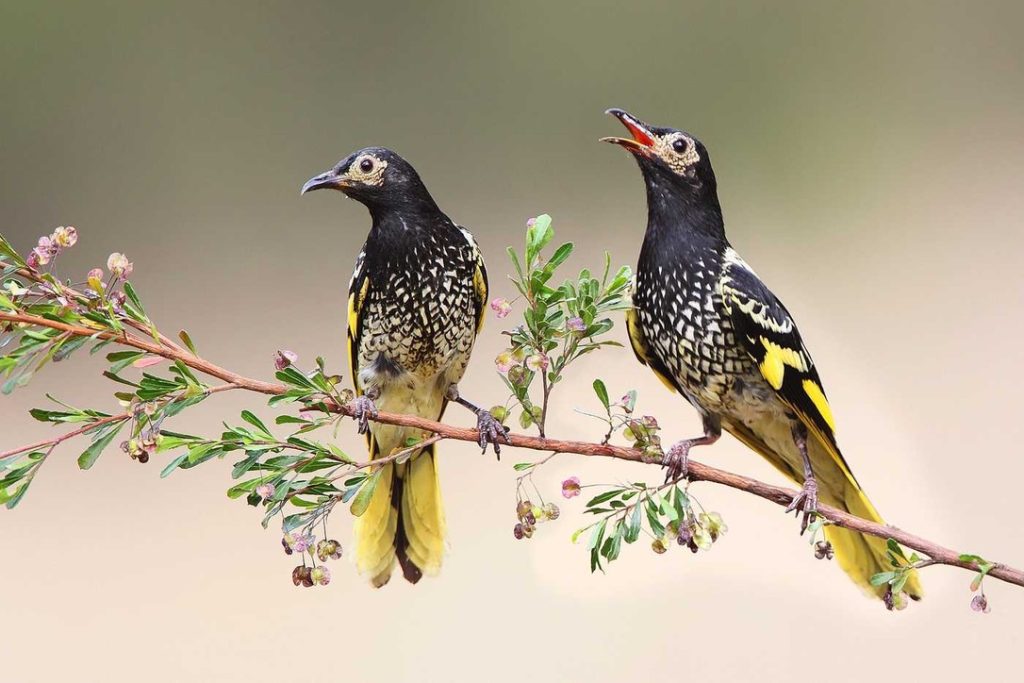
[1,308,1021,590]
[0,383,241,462]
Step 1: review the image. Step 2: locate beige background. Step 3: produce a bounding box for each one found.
[2,1,1023,681]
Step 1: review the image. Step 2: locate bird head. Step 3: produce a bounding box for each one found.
[301,147,435,212]
[601,108,717,199]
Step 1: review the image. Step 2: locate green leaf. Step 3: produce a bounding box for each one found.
[592,379,610,409]
[350,467,382,517]
[240,410,273,438]
[122,281,148,320]
[512,462,535,471]
[546,242,573,270]
[178,329,198,355]
[77,423,124,470]
[4,482,29,509]
[585,489,622,507]
[624,503,642,544]
[227,478,262,499]
[870,571,897,587]
[160,454,188,478]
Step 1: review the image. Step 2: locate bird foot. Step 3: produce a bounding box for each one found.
[785,477,819,535]
[475,409,510,459]
[348,395,379,435]
[662,440,694,483]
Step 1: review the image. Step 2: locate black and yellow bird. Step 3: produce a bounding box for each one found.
[302,148,506,587]
[601,109,922,603]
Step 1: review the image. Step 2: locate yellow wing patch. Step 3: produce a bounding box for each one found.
[347,277,370,395]
[758,337,807,390]
[801,379,836,433]
[472,260,488,334]
[348,278,369,336]
[627,308,678,394]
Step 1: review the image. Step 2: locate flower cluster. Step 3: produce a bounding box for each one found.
[654,510,728,555]
[622,415,664,462]
[283,532,342,588]
[512,498,560,540]
[25,226,77,268]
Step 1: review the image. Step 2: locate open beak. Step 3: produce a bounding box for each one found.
[301,168,347,195]
[600,108,656,154]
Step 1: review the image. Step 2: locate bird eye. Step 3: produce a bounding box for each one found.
[359,158,374,173]
[672,139,688,154]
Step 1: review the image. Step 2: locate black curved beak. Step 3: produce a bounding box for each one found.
[600,108,656,154]
[301,168,346,195]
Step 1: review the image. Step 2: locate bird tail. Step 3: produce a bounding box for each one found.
[729,423,922,603]
[353,436,446,587]
[820,470,924,602]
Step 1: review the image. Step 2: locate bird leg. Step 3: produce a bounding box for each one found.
[348,386,380,435]
[662,417,721,483]
[446,384,510,459]
[785,422,818,534]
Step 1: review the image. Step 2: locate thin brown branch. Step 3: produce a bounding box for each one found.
[2,309,1021,590]
[0,413,128,461]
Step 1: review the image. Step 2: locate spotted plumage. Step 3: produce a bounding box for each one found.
[604,109,921,604]
[303,147,495,587]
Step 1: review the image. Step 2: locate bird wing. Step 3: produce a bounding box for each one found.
[347,248,370,395]
[626,306,682,396]
[719,253,860,487]
[458,225,488,334]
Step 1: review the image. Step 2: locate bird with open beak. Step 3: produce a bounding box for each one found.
[602,108,922,607]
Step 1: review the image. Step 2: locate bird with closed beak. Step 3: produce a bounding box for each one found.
[602,109,922,605]
[303,147,507,587]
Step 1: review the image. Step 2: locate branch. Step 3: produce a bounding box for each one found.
[2,307,1020,590]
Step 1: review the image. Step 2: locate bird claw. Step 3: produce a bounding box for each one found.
[662,440,693,483]
[348,395,379,435]
[785,477,819,535]
[475,409,510,459]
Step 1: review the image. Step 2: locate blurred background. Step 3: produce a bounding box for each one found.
[2,1,1022,681]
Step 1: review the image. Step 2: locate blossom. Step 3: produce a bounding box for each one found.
[106,252,133,278]
[490,297,512,319]
[566,316,585,333]
[494,350,515,374]
[285,532,316,554]
[526,354,549,372]
[971,594,990,613]
[561,476,581,499]
[256,483,276,500]
[310,565,331,586]
[86,268,104,292]
[30,246,51,267]
[699,511,728,541]
[52,226,78,248]
[274,349,298,371]
[316,539,343,561]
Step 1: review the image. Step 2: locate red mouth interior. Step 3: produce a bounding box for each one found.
[622,117,655,147]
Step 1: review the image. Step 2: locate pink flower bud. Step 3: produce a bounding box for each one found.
[561,476,581,499]
[490,297,512,319]
[107,252,133,278]
[274,349,298,370]
[256,483,275,500]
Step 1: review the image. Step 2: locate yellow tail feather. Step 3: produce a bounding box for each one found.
[727,422,922,603]
[823,478,924,601]
[352,437,445,587]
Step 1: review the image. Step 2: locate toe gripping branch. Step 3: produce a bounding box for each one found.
[447,385,510,459]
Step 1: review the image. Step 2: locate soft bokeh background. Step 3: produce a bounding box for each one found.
[2,1,1022,681]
